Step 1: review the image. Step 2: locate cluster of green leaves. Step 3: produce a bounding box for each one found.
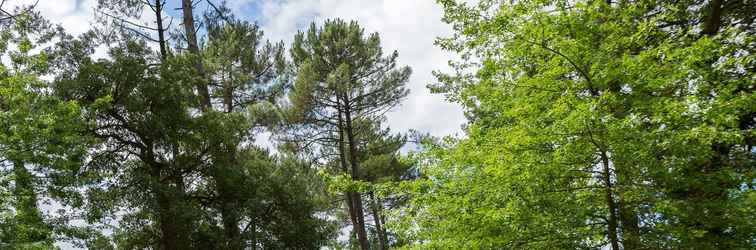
[0,13,92,250]
[393,0,754,249]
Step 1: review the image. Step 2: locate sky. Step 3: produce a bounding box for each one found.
[22,0,467,140]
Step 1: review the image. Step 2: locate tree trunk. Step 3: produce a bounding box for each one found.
[702,0,723,36]
[152,164,191,250]
[343,96,371,250]
[154,0,167,61]
[219,72,240,248]
[181,0,211,110]
[336,100,364,248]
[600,150,621,250]
[370,192,388,250]
[181,2,243,248]
[142,139,191,250]
[219,180,241,249]
[214,122,242,248]
[223,71,233,113]
[144,4,197,245]
[618,194,640,249]
[615,160,640,249]
[350,192,370,250]
[216,147,242,250]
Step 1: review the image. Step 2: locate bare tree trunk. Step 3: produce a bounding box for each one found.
[350,192,370,249]
[702,0,723,36]
[370,192,388,250]
[336,100,364,248]
[600,150,620,250]
[153,0,167,61]
[343,95,371,250]
[181,0,211,110]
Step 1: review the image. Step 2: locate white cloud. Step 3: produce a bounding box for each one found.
[35,0,96,35]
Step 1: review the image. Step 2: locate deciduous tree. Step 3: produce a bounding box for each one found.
[394,0,755,249]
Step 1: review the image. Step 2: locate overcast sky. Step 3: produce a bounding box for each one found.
[24,0,466,140]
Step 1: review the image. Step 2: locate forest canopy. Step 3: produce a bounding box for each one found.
[0,0,753,249]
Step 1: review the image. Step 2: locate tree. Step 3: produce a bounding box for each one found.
[48,1,334,249]
[393,0,754,249]
[180,0,211,110]
[0,12,90,249]
[283,19,411,249]
[356,121,412,250]
[54,38,206,249]
[200,7,289,248]
[96,0,173,61]
[204,16,286,114]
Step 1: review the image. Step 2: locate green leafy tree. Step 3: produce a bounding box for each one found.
[0,12,90,250]
[394,0,755,249]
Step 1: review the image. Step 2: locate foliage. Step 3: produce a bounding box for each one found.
[394,0,755,249]
[284,18,412,249]
[2,1,753,249]
[0,13,90,250]
[46,2,335,248]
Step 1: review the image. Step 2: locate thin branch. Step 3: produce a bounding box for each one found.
[522,39,596,95]
[100,11,160,31]
[0,0,39,22]
[206,0,231,23]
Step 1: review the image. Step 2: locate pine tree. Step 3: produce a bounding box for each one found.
[200,9,288,248]
[283,19,411,249]
[49,1,334,248]
[356,120,411,250]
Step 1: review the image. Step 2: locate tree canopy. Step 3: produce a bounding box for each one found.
[0,0,753,249]
[394,0,755,249]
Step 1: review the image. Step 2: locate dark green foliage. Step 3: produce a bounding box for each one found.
[49,28,333,249]
[204,18,287,113]
[283,18,411,249]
